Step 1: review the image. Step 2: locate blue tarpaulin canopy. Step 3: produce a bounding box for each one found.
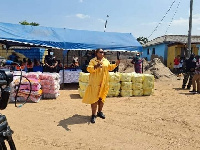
[0,22,142,52]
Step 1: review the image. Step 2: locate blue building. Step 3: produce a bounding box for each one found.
[142,35,200,69]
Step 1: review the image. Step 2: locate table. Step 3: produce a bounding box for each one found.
[59,69,82,83]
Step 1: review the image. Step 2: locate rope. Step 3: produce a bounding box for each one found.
[148,0,176,39]
[165,0,182,35]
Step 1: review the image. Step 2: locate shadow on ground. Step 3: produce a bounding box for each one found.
[70,94,81,99]
[179,92,197,95]
[60,83,79,90]
[173,88,185,91]
[58,114,90,131]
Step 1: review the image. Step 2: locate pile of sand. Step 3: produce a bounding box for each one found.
[143,58,177,80]
[118,59,134,73]
[119,58,177,80]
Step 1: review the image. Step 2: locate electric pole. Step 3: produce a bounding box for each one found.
[186,0,193,58]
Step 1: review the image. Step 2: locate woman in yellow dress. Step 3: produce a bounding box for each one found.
[82,48,120,123]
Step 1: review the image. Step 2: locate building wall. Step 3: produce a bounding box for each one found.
[142,43,167,64]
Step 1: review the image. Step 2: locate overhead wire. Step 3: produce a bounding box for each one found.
[148,0,176,39]
[165,0,182,35]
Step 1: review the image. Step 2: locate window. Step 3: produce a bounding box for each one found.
[152,48,155,55]
[147,48,150,55]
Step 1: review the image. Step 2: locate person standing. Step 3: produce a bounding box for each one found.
[72,55,79,68]
[82,48,120,123]
[182,54,196,89]
[174,55,180,74]
[44,49,58,73]
[132,53,143,73]
[190,55,200,93]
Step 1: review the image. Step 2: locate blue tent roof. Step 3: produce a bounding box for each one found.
[0,22,142,52]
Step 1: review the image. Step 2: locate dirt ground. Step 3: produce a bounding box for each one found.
[1,77,200,150]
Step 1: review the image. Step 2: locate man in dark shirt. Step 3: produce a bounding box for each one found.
[182,54,196,89]
[44,49,58,73]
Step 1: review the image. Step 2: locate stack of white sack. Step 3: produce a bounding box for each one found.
[132,73,144,96]
[143,74,154,96]
[59,69,82,83]
[107,72,121,97]
[39,73,60,99]
[10,71,42,103]
[120,73,133,97]
[78,72,89,98]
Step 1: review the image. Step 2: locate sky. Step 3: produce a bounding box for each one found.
[0,0,200,40]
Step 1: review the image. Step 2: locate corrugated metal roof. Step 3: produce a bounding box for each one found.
[144,35,200,47]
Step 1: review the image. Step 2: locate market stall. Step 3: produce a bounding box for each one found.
[0,22,142,85]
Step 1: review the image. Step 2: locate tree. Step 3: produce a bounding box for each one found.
[30,22,40,26]
[19,20,40,26]
[137,37,149,45]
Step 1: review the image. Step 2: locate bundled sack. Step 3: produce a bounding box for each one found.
[133,89,143,96]
[132,73,143,83]
[41,84,60,90]
[109,72,121,82]
[14,77,40,86]
[10,93,42,103]
[120,90,133,97]
[40,80,59,86]
[39,73,60,80]
[79,82,88,91]
[143,74,154,89]
[18,84,41,91]
[79,72,90,83]
[120,73,132,82]
[143,74,154,96]
[107,89,120,97]
[143,89,154,96]
[39,73,60,99]
[132,82,143,90]
[109,82,120,91]
[18,89,42,96]
[121,82,132,90]
[25,72,42,79]
[78,88,85,98]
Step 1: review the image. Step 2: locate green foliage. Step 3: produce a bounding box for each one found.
[30,22,40,26]
[19,20,40,26]
[137,37,149,45]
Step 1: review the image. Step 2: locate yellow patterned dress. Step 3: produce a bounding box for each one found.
[82,57,117,104]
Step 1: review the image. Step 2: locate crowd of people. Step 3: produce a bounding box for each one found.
[178,53,200,94]
[8,50,63,73]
